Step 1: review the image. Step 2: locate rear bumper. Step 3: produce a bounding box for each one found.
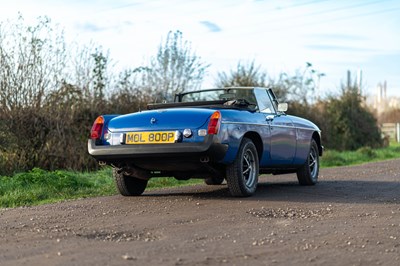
[88,135,229,162]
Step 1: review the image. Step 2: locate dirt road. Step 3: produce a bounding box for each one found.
[1,159,399,266]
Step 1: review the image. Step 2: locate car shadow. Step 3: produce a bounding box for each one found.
[252,179,399,204]
[142,179,400,205]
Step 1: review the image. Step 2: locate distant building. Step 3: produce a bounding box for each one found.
[369,81,400,115]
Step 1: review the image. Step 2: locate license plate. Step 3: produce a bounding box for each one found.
[125,131,176,144]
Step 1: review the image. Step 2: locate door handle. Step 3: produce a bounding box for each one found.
[266,115,275,121]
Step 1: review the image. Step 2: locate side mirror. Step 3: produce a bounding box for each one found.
[277,103,288,112]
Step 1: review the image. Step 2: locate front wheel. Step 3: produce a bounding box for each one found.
[113,168,148,196]
[226,138,259,197]
[296,139,319,185]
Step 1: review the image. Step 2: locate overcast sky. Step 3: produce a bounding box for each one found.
[2,0,400,97]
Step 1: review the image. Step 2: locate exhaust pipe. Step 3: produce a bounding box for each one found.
[119,166,150,180]
[200,156,210,163]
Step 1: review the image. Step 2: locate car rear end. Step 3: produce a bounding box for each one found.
[88,108,228,177]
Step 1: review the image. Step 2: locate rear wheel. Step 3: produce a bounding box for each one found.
[204,177,224,185]
[226,138,259,197]
[297,139,319,185]
[113,168,148,196]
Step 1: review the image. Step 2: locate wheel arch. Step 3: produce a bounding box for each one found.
[242,131,263,161]
[312,131,323,156]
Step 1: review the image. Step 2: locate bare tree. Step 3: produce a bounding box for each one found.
[146,30,209,101]
[214,61,267,88]
[270,62,323,104]
[0,15,111,174]
[0,15,67,112]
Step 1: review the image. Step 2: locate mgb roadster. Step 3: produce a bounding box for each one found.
[88,87,323,197]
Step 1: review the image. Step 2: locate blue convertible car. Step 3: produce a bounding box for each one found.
[88,87,323,197]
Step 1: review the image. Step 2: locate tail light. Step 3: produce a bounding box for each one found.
[90,116,105,140]
[207,111,221,135]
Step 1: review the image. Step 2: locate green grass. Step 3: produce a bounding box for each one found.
[0,168,202,208]
[0,168,114,208]
[321,142,400,167]
[1,143,400,208]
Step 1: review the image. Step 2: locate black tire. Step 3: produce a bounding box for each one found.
[113,168,148,196]
[226,138,259,197]
[204,177,224,185]
[297,139,319,185]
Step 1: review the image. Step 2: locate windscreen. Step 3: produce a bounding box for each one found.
[179,88,256,104]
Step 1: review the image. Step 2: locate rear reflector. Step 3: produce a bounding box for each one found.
[207,111,221,135]
[90,116,105,140]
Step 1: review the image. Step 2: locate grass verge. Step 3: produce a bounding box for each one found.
[321,143,400,167]
[1,143,400,208]
[0,168,202,208]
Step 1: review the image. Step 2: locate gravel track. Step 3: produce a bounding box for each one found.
[1,159,399,265]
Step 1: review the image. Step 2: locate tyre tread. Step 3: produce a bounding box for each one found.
[226,138,259,197]
[297,139,319,186]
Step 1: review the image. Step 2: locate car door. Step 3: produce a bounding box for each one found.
[254,88,296,165]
